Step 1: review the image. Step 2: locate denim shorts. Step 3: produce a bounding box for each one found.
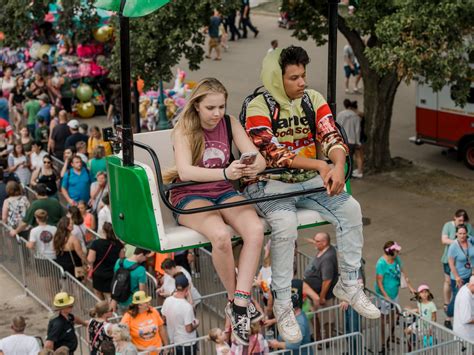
[442,262,451,276]
[173,190,240,223]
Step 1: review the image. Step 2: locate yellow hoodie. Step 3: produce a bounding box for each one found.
[245,49,347,183]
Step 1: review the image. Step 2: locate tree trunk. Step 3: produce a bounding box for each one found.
[362,70,401,171]
[337,17,401,172]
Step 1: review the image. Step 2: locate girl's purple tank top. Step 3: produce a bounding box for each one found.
[170,117,235,206]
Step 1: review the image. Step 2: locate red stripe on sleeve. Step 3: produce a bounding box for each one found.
[245,115,271,130]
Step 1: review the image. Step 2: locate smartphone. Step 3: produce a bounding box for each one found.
[240,152,258,165]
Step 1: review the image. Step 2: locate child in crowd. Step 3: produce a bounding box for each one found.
[231,322,269,354]
[405,284,437,347]
[208,328,230,354]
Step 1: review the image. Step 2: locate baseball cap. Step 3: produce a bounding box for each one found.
[37,93,50,103]
[417,284,430,293]
[174,273,189,290]
[67,119,79,129]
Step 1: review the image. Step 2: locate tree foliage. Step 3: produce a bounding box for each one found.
[106,0,220,85]
[290,0,474,169]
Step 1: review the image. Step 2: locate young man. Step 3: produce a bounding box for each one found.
[161,273,200,355]
[49,110,71,158]
[159,258,201,306]
[26,209,57,260]
[64,119,88,150]
[243,46,380,343]
[110,248,152,313]
[343,44,362,94]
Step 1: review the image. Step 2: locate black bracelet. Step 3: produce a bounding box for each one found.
[223,168,229,181]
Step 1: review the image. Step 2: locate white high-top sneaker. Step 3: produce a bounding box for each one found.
[333,280,381,319]
[273,300,303,343]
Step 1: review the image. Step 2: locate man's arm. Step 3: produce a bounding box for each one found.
[319,280,332,305]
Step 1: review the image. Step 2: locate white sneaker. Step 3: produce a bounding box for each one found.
[345,88,351,94]
[333,280,381,319]
[273,301,302,343]
[352,169,363,178]
[353,87,361,94]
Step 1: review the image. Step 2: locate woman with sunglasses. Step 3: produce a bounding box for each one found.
[30,154,59,198]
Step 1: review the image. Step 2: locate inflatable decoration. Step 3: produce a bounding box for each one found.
[77,102,95,118]
[76,84,93,102]
[93,25,113,43]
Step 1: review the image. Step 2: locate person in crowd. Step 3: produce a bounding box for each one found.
[453,275,474,342]
[78,200,96,237]
[159,258,202,306]
[48,105,59,137]
[36,116,50,150]
[64,119,88,150]
[111,323,138,355]
[1,67,16,98]
[2,180,30,238]
[241,0,259,38]
[303,232,338,341]
[61,155,91,206]
[87,300,114,355]
[8,142,31,186]
[88,222,124,300]
[343,44,362,93]
[0,91,10,122]
[268,39,279,53]
[10,184,64,237]
[206,9,223,61]
[375,241,415,353]
[268,279,313,354]
[111,248,152,313]
[404,284,437,347]
[9,76,26,131]
[24,92,41,136]
[161,273,200,355]
[30,140,48,171]
[30,154,59,197]
[441,209,472,327]
[224,4,240,42]
[0,118,14,144]
[88,126,112,157]
[26,209,57,260]
[57,67,74,113]
[37,93,52,125]
[60,147,75,178]
[34,54,53,77]
[336,99,362,178]
[99,340,115,355]
[19,126,33,155]
[172,249,192,274]
[53,216,86,280]
[88,146,107,182]
[208,327,231,354]
[0,129,11,168]
[45,292,87,354]
[97,193,111,233]
[28,73,46,98]
[164,77,265,345]
[49,110,71,158]
[231,321,269,354]
[0,169,7,211]
[0,316,41,355]
[446,224,474,327]
[68,205,87,251]
[75,141,88,164]
[242,46,379,343]
[120,291,169,353]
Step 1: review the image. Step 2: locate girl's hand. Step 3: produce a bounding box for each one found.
[242,161,260,178]
[224,161,245,180]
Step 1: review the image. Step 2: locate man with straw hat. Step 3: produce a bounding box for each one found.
[44,292,87,354]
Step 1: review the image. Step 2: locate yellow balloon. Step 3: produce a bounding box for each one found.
[77,102,96,118]
[37,44,50,59]
[93,25,113,43]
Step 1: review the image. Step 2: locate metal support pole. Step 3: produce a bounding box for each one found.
[327,0,339,116]
[157,80,169,130]
[133,80,141,133]
[119,0,134,165]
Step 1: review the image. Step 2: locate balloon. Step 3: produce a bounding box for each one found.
[37,44,51,59]
[76,84,93,102]
[93,25,113,43]
[77,102,95,118]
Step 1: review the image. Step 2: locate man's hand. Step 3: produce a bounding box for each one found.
[323,164,345,196]
[268,339,280,349]
[9,229,17,237]
[319,297,326,306]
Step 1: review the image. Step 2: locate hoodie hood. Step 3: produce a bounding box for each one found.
[261,48,295,110]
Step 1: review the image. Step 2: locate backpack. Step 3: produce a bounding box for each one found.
[111,259,139,303]
[238,86,317,142]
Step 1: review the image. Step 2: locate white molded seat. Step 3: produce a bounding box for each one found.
[133,130,327,251]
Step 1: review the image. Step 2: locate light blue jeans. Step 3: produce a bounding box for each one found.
[244,176,363,300]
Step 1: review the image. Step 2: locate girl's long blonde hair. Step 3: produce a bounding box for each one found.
[163,77,228,183]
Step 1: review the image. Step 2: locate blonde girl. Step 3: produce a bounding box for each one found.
[165,77,265,345]
[208,328,230,354]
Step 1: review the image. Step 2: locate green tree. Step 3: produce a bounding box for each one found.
[291,0,474,171]
[106,0,219,85]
